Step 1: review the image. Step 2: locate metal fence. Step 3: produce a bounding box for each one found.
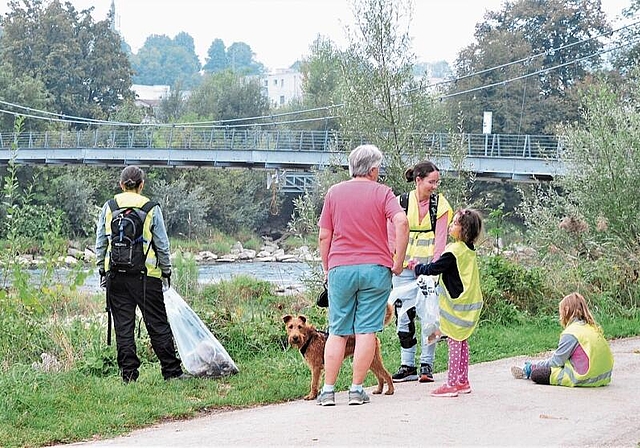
[0,128,562,160]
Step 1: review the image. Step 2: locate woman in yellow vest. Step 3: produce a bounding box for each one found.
[511,292,614,387]
[95,166,186,383]
[409,208,484,397]
[390,161,453,384]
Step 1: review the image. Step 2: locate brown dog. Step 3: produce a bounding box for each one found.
[283,303,395,400]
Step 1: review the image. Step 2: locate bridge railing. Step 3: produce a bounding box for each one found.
[0,128,563,159]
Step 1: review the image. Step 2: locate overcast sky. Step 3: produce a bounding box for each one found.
[0,0,633,70]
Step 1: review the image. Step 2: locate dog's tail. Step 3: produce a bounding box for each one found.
[384,302,394,326]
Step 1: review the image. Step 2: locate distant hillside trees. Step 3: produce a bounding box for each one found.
[131,32,202,89]
[203,39,265,75]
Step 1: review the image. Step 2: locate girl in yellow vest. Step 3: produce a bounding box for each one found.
[408,209,484,397]
[511,292,614,387]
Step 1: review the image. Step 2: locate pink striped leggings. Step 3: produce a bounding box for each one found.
[447,338,469,385]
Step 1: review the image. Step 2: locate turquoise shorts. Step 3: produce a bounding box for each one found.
[327,264,392,335]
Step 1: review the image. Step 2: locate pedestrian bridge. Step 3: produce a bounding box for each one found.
[0,128,565,192]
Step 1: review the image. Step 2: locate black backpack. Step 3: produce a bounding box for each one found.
[399,192,439,232]
[107,199,158,274]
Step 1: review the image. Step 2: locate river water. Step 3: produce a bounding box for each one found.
[72,261,314,292]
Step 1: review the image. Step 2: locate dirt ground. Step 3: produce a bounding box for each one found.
[64,336,640,448]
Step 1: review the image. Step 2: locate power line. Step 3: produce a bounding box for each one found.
[440,36,640,101]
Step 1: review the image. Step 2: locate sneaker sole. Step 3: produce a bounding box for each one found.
[431,391,458,397]
[511,366,525,379]
[457,387,472,394]
[348,399,370,405]
[392,375,419,383]
[317,400,335,406]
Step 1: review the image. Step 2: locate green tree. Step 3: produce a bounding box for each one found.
[132,32,202,88]
[185,70,269,121]
[203,38,229,73]
[177,169,275,235]
[338,0,448,193]
[450,0,611,134]
[0,62,51,131]
[301,36,342,106]
[0,0,133,122]
[227,42,265,75]
[451,29,545,134]
[611,0,640,75]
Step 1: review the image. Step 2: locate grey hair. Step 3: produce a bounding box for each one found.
[348,144,383,177]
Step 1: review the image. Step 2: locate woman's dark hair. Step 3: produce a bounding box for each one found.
[404,161,439,182]
[456,208,483,244]
[120,165,145,190]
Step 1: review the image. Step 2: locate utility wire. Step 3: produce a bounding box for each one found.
[440,36,640,100]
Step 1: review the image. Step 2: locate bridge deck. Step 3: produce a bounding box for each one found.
[0,129,565,192]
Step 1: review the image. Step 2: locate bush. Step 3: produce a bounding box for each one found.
[479,254,554,324]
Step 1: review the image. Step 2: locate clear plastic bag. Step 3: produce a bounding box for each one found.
[163,286,239,378]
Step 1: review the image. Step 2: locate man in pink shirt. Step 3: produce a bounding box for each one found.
[317,144,409,406]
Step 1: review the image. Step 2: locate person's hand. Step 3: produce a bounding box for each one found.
[161,270,171,291]
[99,268,107,289]
[391,259,403,276]
[406,259,418,270]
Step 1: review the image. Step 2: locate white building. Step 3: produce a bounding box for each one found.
[261,69,303,107]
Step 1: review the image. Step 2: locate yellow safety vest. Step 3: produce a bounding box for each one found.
[403,191,452,267]
[104,192,161,279]
[438,241,483,341]
[550,322,614,387]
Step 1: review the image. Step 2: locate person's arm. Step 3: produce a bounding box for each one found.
[432,212,450,261]
[95,202,109,270]
[412,252,456,276]
[151,206,172,274]
[318,227,333,282]
[391,211,409,275]
[534,333,579,368]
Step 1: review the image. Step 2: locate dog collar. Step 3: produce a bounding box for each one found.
[299,330,328,356]
[300,334,314,356]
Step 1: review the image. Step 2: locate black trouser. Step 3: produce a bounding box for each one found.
[107,273,182,381]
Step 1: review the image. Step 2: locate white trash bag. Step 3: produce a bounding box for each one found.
[416,275,440,345]
[388,280,420,318]
[163,286,239,378]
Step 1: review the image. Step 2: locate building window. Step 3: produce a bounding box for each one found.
[280,79,285,87]
[279,95,285,105]
[264,80,268,87]
[273,79,278,86]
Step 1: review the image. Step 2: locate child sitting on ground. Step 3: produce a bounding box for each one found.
[511,292,614,387]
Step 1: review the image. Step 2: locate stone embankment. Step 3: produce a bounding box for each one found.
[17,238,319,268]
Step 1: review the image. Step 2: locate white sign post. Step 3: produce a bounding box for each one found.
[482,111,493,134]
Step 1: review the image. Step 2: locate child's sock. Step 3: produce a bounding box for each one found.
[350,383,363,392]
[523,361,533,379]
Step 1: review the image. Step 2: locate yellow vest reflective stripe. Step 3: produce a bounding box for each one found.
[403,192,452,266]
[550,322,614,387]
[438,241,483,341]
[104,192,161,279]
